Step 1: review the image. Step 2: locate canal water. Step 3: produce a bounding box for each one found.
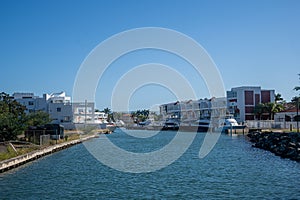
[1,129,300,199]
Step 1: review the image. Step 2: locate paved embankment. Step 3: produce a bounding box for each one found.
[0,135,97,173]
[247,131,300,161]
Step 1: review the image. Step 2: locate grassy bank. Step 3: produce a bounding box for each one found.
[0,145,39,161]
[0,128,110,161]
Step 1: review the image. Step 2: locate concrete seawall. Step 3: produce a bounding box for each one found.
[0,135,97,173]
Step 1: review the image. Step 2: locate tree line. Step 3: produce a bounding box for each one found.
[0,92,51,141]
[253,74,300,121]
[131,109,150,123]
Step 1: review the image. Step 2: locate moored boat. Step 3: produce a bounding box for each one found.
[106,122,117,132]
[162,118,180,130]
[218,117,246,133]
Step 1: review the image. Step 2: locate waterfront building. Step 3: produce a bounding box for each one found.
[254,103,300,130]
[45,92,72,124]
[227,86,275,122]
[12,92,47,114]
[274,103,299,124]
[94,111,108,123]
[13,92,73,126]
[159,97,227,122]
[72,101,95,124]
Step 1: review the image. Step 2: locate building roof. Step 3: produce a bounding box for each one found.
[279,103,299,113]
[279,107,298,113]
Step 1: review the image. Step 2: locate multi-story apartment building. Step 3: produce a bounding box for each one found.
[159,86,275,124]
[227,86,275,122]
[72,101,95,124]
[13,92,73,124]
[45,92,72,124]
[12,93,47,113]
[159,97,227,122]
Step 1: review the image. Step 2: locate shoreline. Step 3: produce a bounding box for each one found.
[0,134,98,173]
[247,131,300,161]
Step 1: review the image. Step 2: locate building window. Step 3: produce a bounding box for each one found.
[255,94,260,105]
[245,115,254,120]
[64,116,71,122]
[261,91,271,103]
[244,91,254,105]
[245,106,254,113]
[57,107,61,112]
[28,101,34,106]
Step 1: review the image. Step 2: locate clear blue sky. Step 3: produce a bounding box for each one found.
[1,0,299,111]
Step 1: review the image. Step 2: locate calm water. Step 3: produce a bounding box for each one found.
[1,129,300,199]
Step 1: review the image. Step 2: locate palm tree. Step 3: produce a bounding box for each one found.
[103,107,114,122]
[254,103,266,120]
[275,93,283,103]
[255,102,284,120]
[264,102,284,120]
[294,73,300,92]
[291,96,300,109]
[103,107,111,114]
[141,109,150,118]
[130,109,150,123]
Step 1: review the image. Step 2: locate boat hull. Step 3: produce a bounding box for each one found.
[220,125,247,134]
[106,125,116,132]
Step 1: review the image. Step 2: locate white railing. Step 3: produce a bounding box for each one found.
[246,120,299,129]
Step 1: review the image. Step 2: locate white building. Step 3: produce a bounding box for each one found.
[45,92,72,124]
[94,111,108,123]
[275,107,298,122]
[227,86,275,122]
[72,102,95,124]
[159,97,227,122]
[13,92,73,124]
[12,93,47,113]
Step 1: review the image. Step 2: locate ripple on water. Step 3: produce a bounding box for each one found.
[0,131,300,199]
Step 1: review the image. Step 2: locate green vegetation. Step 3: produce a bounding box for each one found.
[0,132,93,161]
[275,93,283,103]
[0,145,40,161]
[0,92,27,141]
[264,102,284,120]
[26,110,52,127]
[103,107,114,122]
[254,94,284,120]
[0,145,18,161]
[294,73,300,92]
[131,109,150,123]
[292,73,300,110]
[0,92,52,142]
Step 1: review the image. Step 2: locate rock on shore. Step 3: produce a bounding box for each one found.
[247,131,300,162]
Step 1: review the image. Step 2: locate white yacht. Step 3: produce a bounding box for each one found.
[218,117,246,133]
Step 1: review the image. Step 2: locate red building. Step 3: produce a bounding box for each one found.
[227,86,275,122]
